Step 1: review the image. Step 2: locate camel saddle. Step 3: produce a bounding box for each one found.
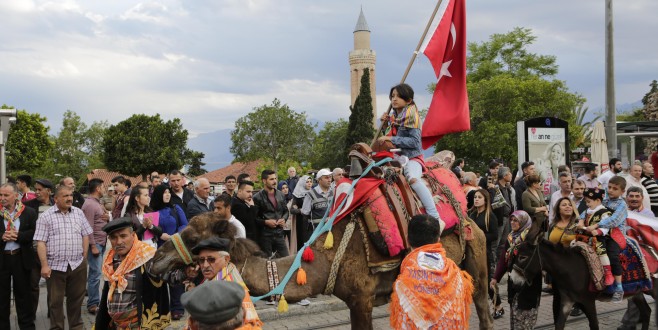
[344,143,468,270]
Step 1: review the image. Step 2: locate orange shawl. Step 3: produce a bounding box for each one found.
[101,233,156,301]
[390,242,474,329]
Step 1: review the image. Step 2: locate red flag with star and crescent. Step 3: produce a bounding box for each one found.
[419,0,470,149]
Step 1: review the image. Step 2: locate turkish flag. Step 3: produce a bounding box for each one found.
[329,177,383,224]
[419,0,470,149]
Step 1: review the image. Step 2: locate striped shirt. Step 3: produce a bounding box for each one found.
[641,176,658,208]
[33,206,93,272]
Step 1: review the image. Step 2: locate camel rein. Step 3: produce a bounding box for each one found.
[171,233,194,265]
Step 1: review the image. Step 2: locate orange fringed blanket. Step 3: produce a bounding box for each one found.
[390,242,473,329]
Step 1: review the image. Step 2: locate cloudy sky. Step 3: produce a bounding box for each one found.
[1,0,656,138]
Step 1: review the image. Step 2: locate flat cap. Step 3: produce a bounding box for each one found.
[182,280,244,325]
[35,179,54,189]
[191,237,231,255]
[102,217,134,234]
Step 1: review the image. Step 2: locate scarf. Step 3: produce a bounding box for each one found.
[102,233,156,301]
[385,103,421,137]
[390,242,474,329]
[292,175,311,199]
[2,201,25,231]
[506,210,533,262]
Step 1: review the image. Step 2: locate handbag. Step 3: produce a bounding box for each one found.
[491,186,508,210]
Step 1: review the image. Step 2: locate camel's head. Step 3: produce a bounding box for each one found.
[150,212,238,275]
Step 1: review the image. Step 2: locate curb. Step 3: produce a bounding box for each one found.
[255,295,347,321]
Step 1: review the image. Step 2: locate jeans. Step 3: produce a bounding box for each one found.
[259,232,290,258]
[86,244,105,308]
[405,160,440,219]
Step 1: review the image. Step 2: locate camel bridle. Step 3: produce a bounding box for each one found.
[171,233,194,265]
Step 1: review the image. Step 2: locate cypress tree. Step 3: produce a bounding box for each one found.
[346,68,375,150]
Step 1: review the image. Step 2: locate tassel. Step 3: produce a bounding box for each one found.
[296,268,307,285]
[277,295,289,313]
[302,246,314,262]
[324,232,334,249]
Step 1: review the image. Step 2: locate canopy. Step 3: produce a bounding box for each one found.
[590,121,610,172]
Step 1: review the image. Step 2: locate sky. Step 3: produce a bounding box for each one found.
[1,0,657,139]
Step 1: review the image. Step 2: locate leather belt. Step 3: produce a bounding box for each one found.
[3,248,21,255]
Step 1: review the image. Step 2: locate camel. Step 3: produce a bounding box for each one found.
[150,166,493,329]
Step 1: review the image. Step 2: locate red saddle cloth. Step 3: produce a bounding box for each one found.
[626,212,658,274]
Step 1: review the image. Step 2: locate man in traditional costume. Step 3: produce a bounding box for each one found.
[95,218,170,329]
[390,214,474,329]
[178,237,262,329]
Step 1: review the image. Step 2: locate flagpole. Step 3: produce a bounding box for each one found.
[370,0,445,146]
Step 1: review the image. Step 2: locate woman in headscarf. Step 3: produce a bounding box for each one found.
[489,210,542,330]
[289,175,312,251]
[278,180,296,253]
[150,185,188,247]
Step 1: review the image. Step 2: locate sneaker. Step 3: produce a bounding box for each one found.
[265,300,276,305]
[492,307,505,319]
[297,298,310,306]
[611,288,624,303]
[570,306,583,316]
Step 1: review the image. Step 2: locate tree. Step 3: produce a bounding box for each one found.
[642,80,658,106]
[184,150,207,177]
[346,68,375,150]
[433,28,583,170]
[230,99,316,172]
[571,104,602,148]
[103,114,190,180]
[311,119,349,169]
[4,106,52,174]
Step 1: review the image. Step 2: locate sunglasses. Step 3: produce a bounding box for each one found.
[197,257,217,265]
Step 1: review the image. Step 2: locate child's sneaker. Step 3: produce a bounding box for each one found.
[610,284,624,303]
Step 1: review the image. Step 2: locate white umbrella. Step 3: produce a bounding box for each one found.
[590,121,610,172]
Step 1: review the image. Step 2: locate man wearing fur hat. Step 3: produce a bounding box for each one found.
[95,218,170,329]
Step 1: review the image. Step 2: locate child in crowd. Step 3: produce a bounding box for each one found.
[577,188,614,287]
[582,176,628,302]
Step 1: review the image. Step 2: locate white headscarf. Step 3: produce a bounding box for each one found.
[292,175,312,198]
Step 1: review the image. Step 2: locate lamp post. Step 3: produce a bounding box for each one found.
[605,0,617,159]
[0,109,17,184]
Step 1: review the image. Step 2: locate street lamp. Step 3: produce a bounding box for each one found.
[0,109,17,183]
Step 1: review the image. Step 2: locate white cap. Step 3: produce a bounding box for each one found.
[316,168,332,180]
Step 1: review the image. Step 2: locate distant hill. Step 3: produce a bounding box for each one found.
[589,100,643,120]
[187,129,234,171]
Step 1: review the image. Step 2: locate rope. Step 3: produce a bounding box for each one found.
[250,157,393,302]
[171,233,193,265]
[324,217,357,295]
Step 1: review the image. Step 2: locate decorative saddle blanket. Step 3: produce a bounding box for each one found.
[573,236,652,294]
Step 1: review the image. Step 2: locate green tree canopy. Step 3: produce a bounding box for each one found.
[346,68,375,149]
[184,150,207,177]
[311,119,349,169]
[230,99,316,172]
[103,114,190,179]
[642,80,658,106]
[4,106,52,174]
[44,110,109,182]
[433,28,583,170]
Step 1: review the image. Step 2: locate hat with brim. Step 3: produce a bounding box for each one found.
[102,217,134,234]
[191,237,231,255]
[35,179,54,190]
[316,168,332,180]
[182,280,244,325]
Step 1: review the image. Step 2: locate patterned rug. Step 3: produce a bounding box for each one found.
[604,237,653,295]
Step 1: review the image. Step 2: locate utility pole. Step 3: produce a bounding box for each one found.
[0,108,17,183]
[605,0,617,159]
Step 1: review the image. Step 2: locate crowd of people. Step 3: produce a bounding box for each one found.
[1,165,350,329]
[454,156,658,330]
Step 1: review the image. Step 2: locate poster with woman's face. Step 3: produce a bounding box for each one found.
[527,127,566,196]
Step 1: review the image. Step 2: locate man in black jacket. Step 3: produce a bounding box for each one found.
[0,183,38,329]
[231,181,259,242]
[169,170,194,215]
[253,170,289,257]
[514,161,535,208]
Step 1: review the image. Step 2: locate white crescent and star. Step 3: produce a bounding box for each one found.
[437,23,457,83]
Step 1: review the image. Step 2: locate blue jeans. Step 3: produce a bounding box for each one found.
[405,160,440,220]
[87,244,105,308]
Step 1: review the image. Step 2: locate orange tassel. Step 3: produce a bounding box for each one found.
[302,246,314,262]
[296,268,307,285]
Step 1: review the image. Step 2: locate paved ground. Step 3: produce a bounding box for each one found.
[10,278,656,329]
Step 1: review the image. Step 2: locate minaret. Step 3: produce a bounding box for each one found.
[349,8,377,126]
